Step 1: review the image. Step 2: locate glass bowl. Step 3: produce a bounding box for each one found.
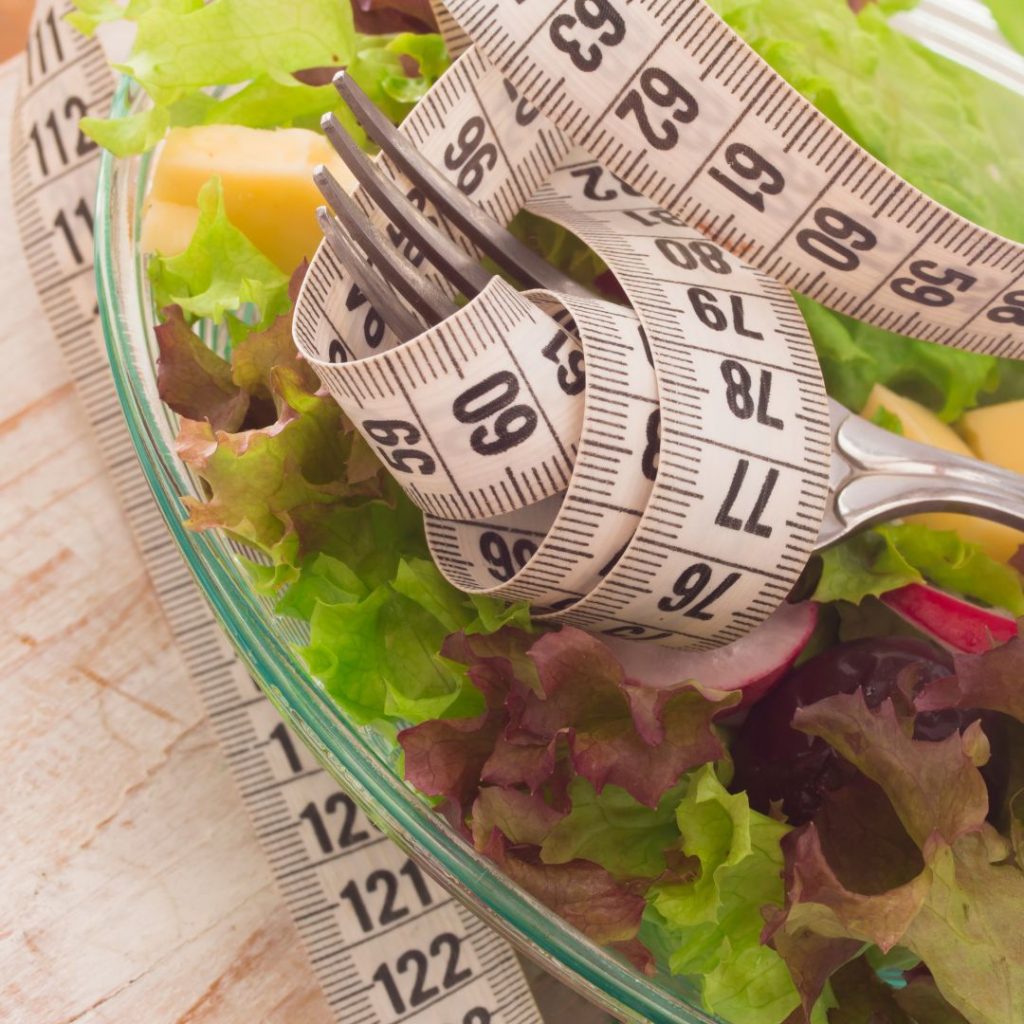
[93,3,1023,1022]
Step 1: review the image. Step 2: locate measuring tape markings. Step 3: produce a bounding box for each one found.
[424,289,659,607]
[309,275,585,520]
[294,45,830,648]
[523,165,828,646]
[445,0,1024,358]
[11,4,544,1022]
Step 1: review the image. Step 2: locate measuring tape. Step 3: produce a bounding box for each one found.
[9,4,544,1022]
[294,37,830,650]
[294,0,1024,651]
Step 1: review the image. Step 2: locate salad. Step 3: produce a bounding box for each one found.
[78,0,1024,1021]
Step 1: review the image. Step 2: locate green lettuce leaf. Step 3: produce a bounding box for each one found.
[797,298,999,422]
[983,0,1024,54]
[813,522,1024,614]
[869,403,903,435]
[301,557,490,725]
[148,177,291,336]
[539,777,686,880]
[347,32,449,123]
[647,766,825,1024]
[72,0,450,155]
[115,0,355,102]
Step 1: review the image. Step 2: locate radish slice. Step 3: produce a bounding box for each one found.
[881,582,1018,654]
[601,601,819,713]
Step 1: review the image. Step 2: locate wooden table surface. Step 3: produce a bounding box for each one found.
[0,31,614,1020]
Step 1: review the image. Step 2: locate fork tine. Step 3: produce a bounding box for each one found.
[314,165,459,325]
[321,113,492,299]
[333,72,590,298]
[315,206,425,343]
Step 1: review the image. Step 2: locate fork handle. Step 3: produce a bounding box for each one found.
[833,420,1024,536]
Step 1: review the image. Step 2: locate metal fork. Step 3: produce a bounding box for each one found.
[314,73,1024,551]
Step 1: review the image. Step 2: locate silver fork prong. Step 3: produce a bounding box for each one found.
[333,72,591,299]
[321,113,492,299]
[314,165,459,326]
[315,206,425,343]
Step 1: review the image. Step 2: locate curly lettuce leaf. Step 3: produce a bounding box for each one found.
[352,0,437,35]
[116,0,355,102]
[155,305,250,430]
[893,977,971,1024]
[814,522,1024,614]
[915,633,1024,722]
[148,177,291,336]
[398,629,536,809]
[538,777,686,881]
[401,627,735,818]
[467,786,654,948]
[797,298,999,422]
[820,952,914,1024]
[647,766,825,1024]
[769,691,1024,1024]
[73,0,449,155]
[470,786,565,849]
[301,557,494,725]
[483,829,647,947]
[983,0,1024,54]
[517,629,734,807]
[347,32,449,122]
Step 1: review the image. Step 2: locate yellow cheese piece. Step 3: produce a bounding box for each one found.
[861,383,1024,562]
[146,124,355,273]
[960,400,1024,474]
[861,383,974,457]
[140,199,200,257]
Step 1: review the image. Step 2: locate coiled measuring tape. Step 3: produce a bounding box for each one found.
[293,0,1024,650]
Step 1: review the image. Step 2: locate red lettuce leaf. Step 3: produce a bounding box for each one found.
[402,626,735,815]
[352,0,437,34]
[769,691,1024,1023]
[793,692,989,848]
[827,955,916,1024]
[155,306,249,431]
[893,976,971,1023]
[482,829,646,946]
[812,774,924,895]
[470,787,565,850]
[915,632,1024,722]
[516,628,735,807]
[760,909,861,1023]
[399,630,531,809]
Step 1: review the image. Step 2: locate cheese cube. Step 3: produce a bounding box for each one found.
[144,124,355,272]
[140,199,200,257]
[960,400,1024,474]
